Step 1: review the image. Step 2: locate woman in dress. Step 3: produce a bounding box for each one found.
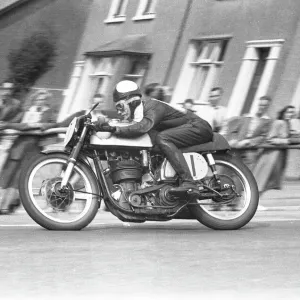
[252,105,297,196]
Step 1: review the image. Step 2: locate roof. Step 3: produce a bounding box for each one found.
[86,34,153,57]
[0,0,30,16]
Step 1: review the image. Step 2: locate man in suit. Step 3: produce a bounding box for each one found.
[221,95,273,170]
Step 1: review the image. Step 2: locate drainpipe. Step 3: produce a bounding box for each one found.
[163,0,193,85]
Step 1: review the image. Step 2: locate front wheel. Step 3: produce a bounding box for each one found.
[189,152,259,230]
[19,153,100,230]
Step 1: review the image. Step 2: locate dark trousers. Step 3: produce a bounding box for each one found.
[155,120,213,182]
[0,137,41,211]
[0,137,40,189]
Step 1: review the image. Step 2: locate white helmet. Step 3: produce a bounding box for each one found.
[113,80,142,103]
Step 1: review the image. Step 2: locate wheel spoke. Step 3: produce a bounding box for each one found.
[27,158,94,224]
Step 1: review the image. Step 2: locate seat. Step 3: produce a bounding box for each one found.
[181,133,230,153]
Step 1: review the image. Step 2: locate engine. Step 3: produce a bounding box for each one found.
[106,150,171,211]
[106,150,144,210]
[106,150,208,212]
[110,158,142,184]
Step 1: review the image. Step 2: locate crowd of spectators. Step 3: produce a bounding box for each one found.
[183,89,300,209]
[0,80,300,214]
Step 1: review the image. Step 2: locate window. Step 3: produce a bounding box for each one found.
[104,0,128,24]
[132,0,157,21]
[122,57,149,86]
[89,56,148,101]
[227,39,284,117]
[89,57,117,103]
[241,47,269,115]
[171,37,229,105]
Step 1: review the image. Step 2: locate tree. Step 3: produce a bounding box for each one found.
[7,27,57,98]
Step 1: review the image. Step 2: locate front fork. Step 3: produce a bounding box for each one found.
[60,126,89,189]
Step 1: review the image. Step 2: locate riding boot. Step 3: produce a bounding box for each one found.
[158,138,199,196]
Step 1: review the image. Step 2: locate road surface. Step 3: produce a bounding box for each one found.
[0,210,300,300]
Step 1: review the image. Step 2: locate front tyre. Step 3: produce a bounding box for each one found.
[19,153,100,230]
[190,152,259,230]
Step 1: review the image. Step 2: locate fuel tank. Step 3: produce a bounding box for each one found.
[90,132,153,148]
[90,120,153,148]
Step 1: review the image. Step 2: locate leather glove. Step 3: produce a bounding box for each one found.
[94,122,116,133]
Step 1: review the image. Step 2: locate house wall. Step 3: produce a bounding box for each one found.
[68,0,300,178]
[168,0,300,117]
[73,0,300,117]
[76,0,188,84]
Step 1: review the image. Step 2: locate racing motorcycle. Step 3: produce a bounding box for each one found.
[19,103,259,231]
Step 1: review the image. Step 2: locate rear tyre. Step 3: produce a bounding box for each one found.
[19,153,100,230]
[189,152,259,230]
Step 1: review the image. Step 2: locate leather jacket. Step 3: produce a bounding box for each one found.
[115,98,212,138]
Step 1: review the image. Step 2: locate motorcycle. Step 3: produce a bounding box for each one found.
[18,103,259,230]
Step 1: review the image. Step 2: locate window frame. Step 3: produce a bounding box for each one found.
[104,0,128,24]
[87,57,117,105]
[227,39,284,117]
[132,0,157,21]
[171,36,230,107]
[122,57,149,86]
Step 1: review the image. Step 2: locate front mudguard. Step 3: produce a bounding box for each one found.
[41,146,89,166]
[42,143,68,154]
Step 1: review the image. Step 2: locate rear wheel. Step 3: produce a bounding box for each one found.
[189,152,259,230]
[19,153,100,230]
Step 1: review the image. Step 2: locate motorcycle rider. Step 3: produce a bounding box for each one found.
[95,80,213,193]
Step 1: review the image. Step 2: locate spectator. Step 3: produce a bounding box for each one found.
[161,85,173,103]
[208,87,227,132]
[0,81,23,214]
[290,108,300,135]
[221,95,273,170]
[196,87,227,132]
[23,89,55,123]
[0,89,55,214]
[143,83,165,102]
[0,81,22,123]
[252,105,299,199]
[0,81,23,168]
[183,98,196,113]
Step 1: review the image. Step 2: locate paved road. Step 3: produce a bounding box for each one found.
[1,211,300,300]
